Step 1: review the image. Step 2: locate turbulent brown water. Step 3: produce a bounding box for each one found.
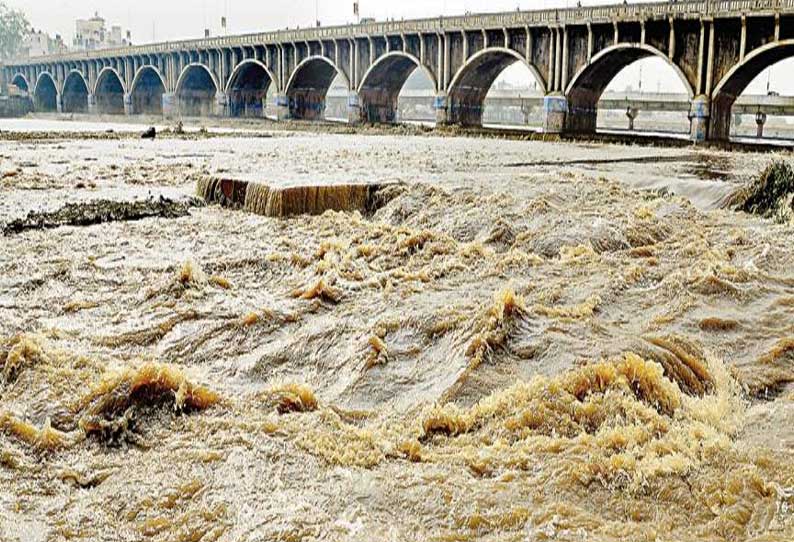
[1,118,794,541]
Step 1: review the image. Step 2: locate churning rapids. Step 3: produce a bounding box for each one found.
[1,118,794,542]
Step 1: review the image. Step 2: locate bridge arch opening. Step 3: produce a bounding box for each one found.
[286,56,349,121]
[95,68,126,115]
[11,74,30,93]
[565,44,694,134]
[34,73,58,112]
[595,56,692,136]
[176,64,218,117]
[482,63,544,127]
[357,52,438,124]
[711,41,794,142]
[447,48,546,127]
[227,60,274,118]
[130,66,166,115]
[62,71,89,114]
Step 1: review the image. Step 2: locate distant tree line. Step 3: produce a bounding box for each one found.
[0,2,30,61]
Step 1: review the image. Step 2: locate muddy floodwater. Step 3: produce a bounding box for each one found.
[1,118,794,541]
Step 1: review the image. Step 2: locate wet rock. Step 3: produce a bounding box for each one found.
[2,195,203,235]
[141,127,156,140]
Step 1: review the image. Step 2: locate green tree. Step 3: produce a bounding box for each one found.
[0,2,30,61]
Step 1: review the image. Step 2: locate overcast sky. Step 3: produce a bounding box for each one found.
[8,0,792,94]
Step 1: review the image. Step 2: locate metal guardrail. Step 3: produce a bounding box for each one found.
[6,0,794,67]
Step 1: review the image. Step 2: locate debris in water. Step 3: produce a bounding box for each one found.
[74,363,220,442]
[3,196,202,235]
[739,338,794,399]
[442,288,528,402]
[291,278,344,303]
[141,127,157,140]
[63,300,100,314]
[734,161,794,222]
[0,413,69,451]
[264,383,318,414]
[1,334,46,384]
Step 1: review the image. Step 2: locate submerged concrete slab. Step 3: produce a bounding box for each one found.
[197,178,402,218]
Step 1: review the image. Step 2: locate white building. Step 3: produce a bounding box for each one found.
[73,12,131,51]
[20,30,67,58]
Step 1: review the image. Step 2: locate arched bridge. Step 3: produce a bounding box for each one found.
[5,0,794,142]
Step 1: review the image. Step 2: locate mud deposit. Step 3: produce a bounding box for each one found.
[3,196,202,236]
[1,121,794,541]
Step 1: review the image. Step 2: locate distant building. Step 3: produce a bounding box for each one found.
[20,30,68,58]
[73,12,132,51]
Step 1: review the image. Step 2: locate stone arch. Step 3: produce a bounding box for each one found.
[285,56,350,121]
[130,66,167,115]
[94,67,127,115]
[34,72,58,112]
[11,73,30,93]
[175,63,219,117]
[710,39,794,141]
[62,71,90,113]
[225,59,277,118]
[564,43,695,134]
[447,47,547,127]
[357,51,438,124]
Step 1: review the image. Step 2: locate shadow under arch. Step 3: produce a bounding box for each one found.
[447,47,547,127]
[357,52,438,124]
[130,66,167,115]
[62,71,90,113]
[175,63,219,117]
[710,39,794,141]
[226,59,278,118]
[95,67,127,115]
[11,73,30,93]
[34,72,58,112]
[564,43,695,134]
[285,56,350,121]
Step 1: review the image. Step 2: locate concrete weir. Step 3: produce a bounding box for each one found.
[197,178,397,218]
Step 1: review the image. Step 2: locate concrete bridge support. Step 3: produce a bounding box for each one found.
[347,92,362,125]
[689,96,711,142]
[162,93,177,117]
[434,93,448,125]
[542,95,568,134]
[274,94,290,121]
[123,94,134,116]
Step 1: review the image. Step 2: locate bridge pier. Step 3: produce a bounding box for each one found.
[123,93,133,116]
[756,110,767,139]
[214,92,228,117]
[626,107,639,131]
[87,93,97,115]
[275,94,290,121]
[347,92,362,125]
[162,93,177,117]
[56,94,63,114]
[542,95,569,134]
[689,96,710,143]
[434,93,449,126]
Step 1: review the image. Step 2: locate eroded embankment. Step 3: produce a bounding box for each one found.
[732,160,794,223]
